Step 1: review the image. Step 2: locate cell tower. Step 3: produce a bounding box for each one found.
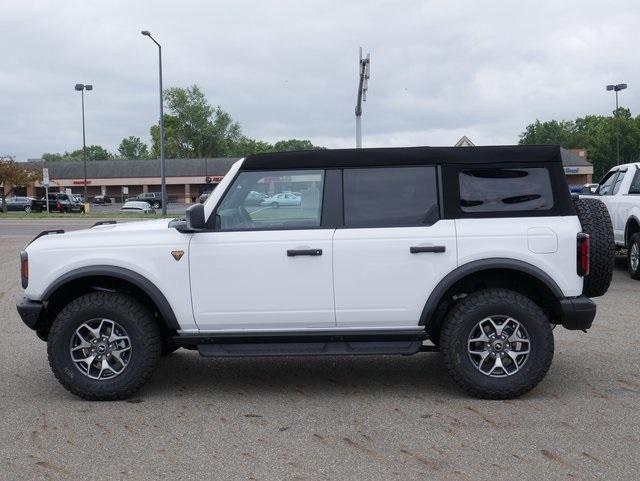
[355,47,370,148]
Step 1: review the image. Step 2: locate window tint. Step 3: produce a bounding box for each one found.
[217,169,324,230]
[630,169,640,195]
[459,168,553,213]
[343,166,439,227]
[612,170,626,195]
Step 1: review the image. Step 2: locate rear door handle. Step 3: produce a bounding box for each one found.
[410,245,446,254]
[287,249,323,257]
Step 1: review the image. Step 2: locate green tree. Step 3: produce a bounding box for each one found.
[150,85,242,158]
[0,158,41,212]
[519,109,640,180]
[117,136,150,159]
[41,152,63,162]
[40,146,113,162]
[272,139,323,152]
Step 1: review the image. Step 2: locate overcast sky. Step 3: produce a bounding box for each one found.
[2,0,639,160]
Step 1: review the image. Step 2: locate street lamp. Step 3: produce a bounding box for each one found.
[74,83,92,202]
[141,30,167,215]
[606,83,627,165]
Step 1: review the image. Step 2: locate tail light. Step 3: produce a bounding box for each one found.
[56,201,62,210]
[577,233,590,277]
[20,251,28,288]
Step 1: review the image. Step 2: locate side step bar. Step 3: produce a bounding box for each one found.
[197,340,424,358]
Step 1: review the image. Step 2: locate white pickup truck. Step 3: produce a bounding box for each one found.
[582,162,640,279]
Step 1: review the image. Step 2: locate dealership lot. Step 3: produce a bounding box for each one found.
[0,219,639,481]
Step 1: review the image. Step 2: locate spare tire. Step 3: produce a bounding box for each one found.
[573,197,615,297]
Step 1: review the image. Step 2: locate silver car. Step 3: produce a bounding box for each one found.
[120,201,155,214]
[260,192,301,208]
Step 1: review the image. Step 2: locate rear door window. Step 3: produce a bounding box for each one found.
[459,168,554,213]
[342,166,439,227]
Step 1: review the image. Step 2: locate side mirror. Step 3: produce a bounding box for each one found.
[185,203,206,230]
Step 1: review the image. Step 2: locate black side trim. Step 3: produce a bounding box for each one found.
[41,266,180,330]
[16,296,44,330]
[558,296,596,330]
[419,258,564,326]
[197,340,422,357]
[174,328,427,345]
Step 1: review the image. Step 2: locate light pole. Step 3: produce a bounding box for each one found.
[606,83,627,165]
[74,83,92,201]
[141,30,167,215]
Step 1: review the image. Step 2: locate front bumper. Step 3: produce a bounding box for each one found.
[16,296,44,330]
[558,295,596,330]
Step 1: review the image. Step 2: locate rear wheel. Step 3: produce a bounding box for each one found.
[628,233,640,280]
[152,201,161,209]
[440,288,554,399]
[24,205,31,214]
[47,292,162,400]
[271,202,279,209]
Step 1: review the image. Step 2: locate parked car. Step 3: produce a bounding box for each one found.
[243,190,268,206]
[16,145,614,401]
[31,193,84,213]
[580,183,599,195]
[126,192,166,209]
[120,201,155,214]
[260,192,301,208]
[91,195,112,204]
[581,163,640,279]
[4,196,36,213]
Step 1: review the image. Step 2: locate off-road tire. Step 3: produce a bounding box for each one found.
[440,288,554,399]
[47,292,162,401]
[573,197,615,297]
[628,233,640,280]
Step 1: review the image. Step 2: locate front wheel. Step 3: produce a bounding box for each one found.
[47,292,162,400]
[628,233,640,280]
[24,205,31,214]
[271,202,279,209]
[440,288,554,399]
[152,201,161,209]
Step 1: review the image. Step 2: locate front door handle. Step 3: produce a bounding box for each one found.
[410,245,446,254]
[287,248,323,257]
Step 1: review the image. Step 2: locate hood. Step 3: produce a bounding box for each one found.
[26,218,179,252]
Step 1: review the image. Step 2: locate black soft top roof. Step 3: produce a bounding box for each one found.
[241,145,562,170]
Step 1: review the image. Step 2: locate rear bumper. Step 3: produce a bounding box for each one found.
[558,295,596,330]
[16,296,44,330]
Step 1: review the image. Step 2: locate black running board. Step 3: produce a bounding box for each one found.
[196,339,423,357]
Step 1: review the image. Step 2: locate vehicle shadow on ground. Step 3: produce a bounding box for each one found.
[137,349,579,401]
[145,351,464,398]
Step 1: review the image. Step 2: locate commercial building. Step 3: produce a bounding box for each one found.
[18,157,238,203]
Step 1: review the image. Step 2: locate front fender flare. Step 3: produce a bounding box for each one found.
[41,265,180,330]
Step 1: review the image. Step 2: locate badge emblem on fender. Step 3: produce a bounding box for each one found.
[171,250,184,261]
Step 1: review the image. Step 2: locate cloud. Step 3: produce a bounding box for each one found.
[1,0,639,159]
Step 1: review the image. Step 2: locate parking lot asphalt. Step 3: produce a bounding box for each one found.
[0,219,639,481]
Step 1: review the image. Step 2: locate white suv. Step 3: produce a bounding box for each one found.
[16,146,614,400]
